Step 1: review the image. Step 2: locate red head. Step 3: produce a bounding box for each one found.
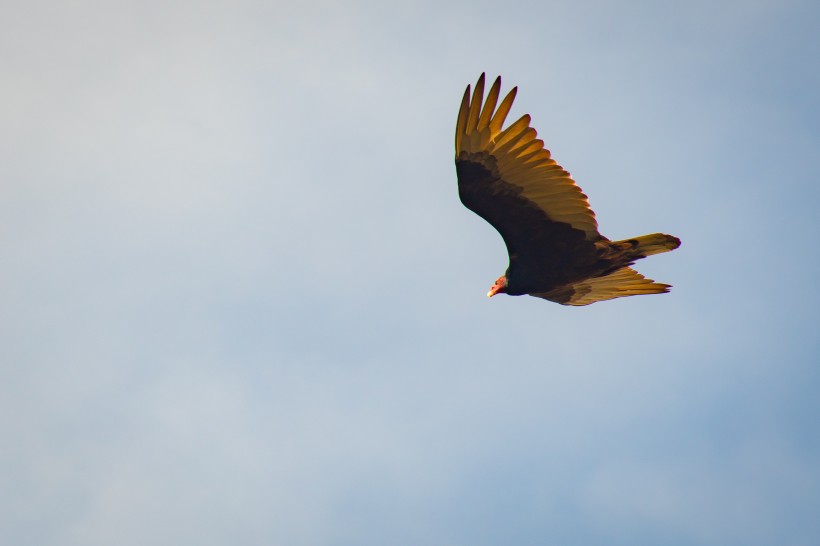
[487,275,508,298]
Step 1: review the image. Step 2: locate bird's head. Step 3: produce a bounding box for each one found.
[487,275,508,298]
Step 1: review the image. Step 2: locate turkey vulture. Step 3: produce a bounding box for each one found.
[455,74,680,305]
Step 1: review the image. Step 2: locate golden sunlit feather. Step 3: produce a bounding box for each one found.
[455,75,600,239]
[455,87,471,152]
[466,74,485,134]
[531,267,671,306]
[489,87,517,135]
[477,77,500,131]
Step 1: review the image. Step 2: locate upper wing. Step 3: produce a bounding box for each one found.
[530,266,671,306]
[455,74,601,245]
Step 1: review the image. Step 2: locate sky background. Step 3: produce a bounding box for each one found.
[2,0,819,544]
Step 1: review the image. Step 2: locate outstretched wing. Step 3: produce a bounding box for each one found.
[531,266,671,306]
[455,74,602,266]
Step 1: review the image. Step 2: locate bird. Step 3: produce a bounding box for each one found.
[455,74,680,305]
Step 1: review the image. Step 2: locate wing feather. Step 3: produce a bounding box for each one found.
[531,266,671,306]
[455,87,471,152]
[455,75,600,240]
[494,119,534,151]
[477,76,501,131]
[466,73,485,135]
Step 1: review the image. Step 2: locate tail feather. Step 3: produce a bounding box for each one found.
[614,233,681,258]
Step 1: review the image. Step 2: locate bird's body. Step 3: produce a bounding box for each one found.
[455,74,680,305]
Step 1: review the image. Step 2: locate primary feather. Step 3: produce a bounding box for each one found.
[455,73,680,306]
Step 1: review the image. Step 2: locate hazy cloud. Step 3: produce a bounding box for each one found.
[2,0,818,544]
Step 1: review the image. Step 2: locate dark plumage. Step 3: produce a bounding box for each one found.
[455,74,680,305]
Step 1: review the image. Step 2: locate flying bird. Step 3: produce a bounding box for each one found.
[455,74,680,305]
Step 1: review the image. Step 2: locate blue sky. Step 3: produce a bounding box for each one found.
[2,0,819,544]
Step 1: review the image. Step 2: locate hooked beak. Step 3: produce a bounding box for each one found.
[488,276,506,298]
